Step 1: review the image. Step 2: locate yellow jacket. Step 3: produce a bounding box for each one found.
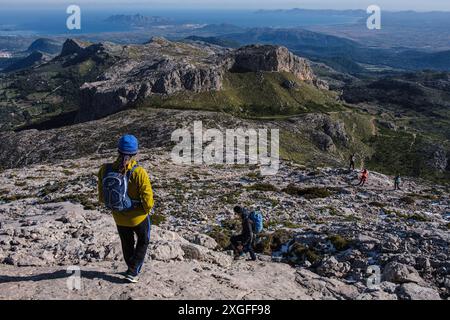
[98,158,154,227]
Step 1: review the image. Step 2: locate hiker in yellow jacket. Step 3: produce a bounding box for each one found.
[98,134,154,283]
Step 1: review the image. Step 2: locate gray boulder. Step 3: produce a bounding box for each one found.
[150,241,185,262]
[382,262,423,284]
[396,283,441,300]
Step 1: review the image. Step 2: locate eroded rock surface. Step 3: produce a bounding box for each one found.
[0,148,448,300]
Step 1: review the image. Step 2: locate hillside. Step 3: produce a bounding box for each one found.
[0,38,448,182]
[26,38,63,55]
[0,37,332,130]
[3,51,51,73]
[0,32,449,302]
[0,146,448,300]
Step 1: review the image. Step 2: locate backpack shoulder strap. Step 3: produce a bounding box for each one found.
[127,164,140,181]
[104,163,113,174]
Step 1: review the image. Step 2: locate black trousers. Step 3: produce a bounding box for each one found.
[116,215,151,276]
[349,161,355,170]
[230,234,257,260]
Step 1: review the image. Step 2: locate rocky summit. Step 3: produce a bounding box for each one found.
[0,136,448,299]
[74,37,320,121]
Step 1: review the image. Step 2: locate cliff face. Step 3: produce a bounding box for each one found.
[73,38,320,121]
[230,45,315,81]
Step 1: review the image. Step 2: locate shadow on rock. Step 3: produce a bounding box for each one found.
[0,269,127,284]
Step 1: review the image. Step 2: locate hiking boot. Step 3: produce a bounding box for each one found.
[234,252,246,261]
[118,270,131,278]
[247,255,257,261]
[125,273,139,283]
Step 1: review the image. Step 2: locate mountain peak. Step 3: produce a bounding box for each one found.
[231,44,315,81]
[59,39,91,57]
[77,39,321,121]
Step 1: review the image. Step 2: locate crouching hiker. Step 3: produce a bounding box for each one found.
[230,206,263,261]
[98,134,154,283]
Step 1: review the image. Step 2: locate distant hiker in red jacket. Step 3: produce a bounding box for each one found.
[356,169,369,187]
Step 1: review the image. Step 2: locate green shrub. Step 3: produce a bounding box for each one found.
[39,182,63,197]
[0,194,30,203]
[246,172,262,180]
[221,218,241,231]
[246,183,279,192]
[219,191,240,205]
[150,214,166,226]
[344,215,361,222]
[408,214,429,222]
[393,211,429,222]
[270,229,295,251]
[283,221,302,229]
[400,196,416,205]
[283,184,332,199]
[328,234,350,251]
[43,194,97,210]
[253,234,270,254]
[62,169,73,176]
[369,201,386,208]
[406,193,438,201]
[207,226,231,250]
[322,206,341,216]
[290,243,321,264]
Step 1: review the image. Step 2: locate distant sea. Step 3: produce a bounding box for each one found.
[0,7,361,36]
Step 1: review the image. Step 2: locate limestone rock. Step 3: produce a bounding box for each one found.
[396,283,441,300]
[316,256,351,278]
[295,268,361,300]
[188,233,218,250]
[382,262,423,284]
[150,241,184,262]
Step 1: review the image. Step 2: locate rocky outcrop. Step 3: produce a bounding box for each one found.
[75,38,320,121]
[229,45,315,81]
[288,113,350,153]
[423,144,448,173]
[59,39,90,57]
[79,59,224,121]
[382,262,424,284]
[396,283,442,300]
[0,145,448,299]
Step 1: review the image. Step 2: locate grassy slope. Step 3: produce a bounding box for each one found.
[139,71,449,181]
[280,111,375,169]
[2,58,448,181]
[141,71,344,117]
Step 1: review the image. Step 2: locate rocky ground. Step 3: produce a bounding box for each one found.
[0,148,448,300]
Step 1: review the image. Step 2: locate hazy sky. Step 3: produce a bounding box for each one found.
[1,0,450,11]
